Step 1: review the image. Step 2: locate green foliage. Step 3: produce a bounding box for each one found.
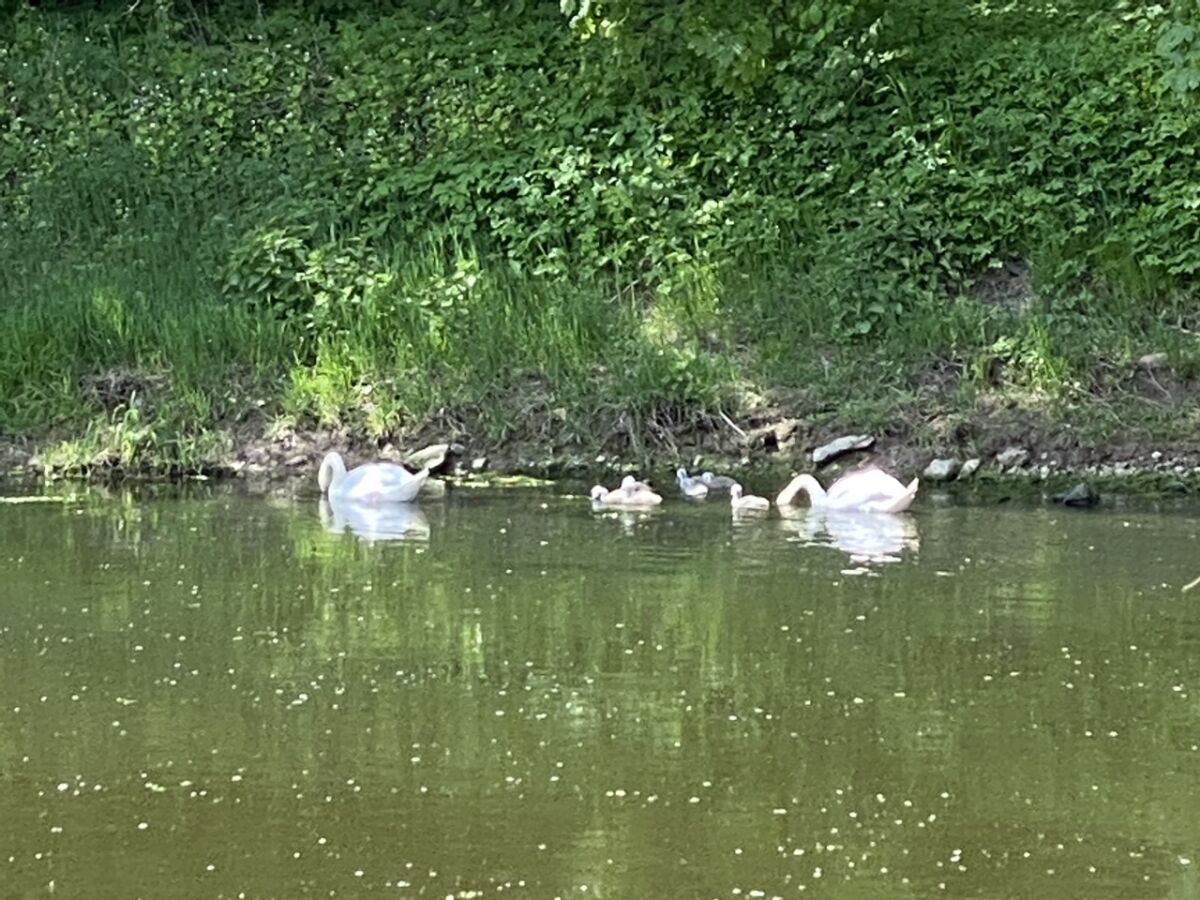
[222,220,394,341]
[1157,0,1200,95]
[1,0,1199,467]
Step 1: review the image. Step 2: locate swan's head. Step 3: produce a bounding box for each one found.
[730,483,744,501]
[675,467,689,483]
[701,471,715,481]
[318,452,346,493]
[620,475,639,492]
[589,485,607,500]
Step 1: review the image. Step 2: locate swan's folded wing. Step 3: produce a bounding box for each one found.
[342,463,426,502]
[827,467,907,502]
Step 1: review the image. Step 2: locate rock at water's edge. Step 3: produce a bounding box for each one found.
[812,434,874,466]
[922,458,963,482]
[995,446,1030,470]
[1051,482,1100,508]
[404,442,464,474]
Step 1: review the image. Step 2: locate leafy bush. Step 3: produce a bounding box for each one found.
[1,0,1198,457]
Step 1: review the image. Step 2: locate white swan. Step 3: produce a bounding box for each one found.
[729,482,770,513]
[318,451,429,504]
[589,475,663,507]
[675,467,709,499]
[775,466,918,513]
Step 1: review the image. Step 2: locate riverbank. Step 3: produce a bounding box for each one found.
[4,372,1198,497]
[2,3,1197,492]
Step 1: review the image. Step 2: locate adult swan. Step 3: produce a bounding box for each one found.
[318,451,429,504]
[775,466,918,514]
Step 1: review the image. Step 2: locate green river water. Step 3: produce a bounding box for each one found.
[1,483,1199,899]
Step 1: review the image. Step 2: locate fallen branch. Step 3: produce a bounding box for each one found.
[1145,369,1174,402]
[1184,575,1200,594]
[717,408,748,441]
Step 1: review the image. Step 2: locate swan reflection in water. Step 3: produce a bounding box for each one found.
[589,504,660,536]
[319,497,431,543]
[780,507,919,564]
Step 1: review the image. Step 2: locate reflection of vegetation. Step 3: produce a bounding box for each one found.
[0,492,1198,897]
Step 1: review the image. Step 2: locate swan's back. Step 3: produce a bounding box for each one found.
[825,466,918,512]
[827,466,905,499]
[336,462,427,504]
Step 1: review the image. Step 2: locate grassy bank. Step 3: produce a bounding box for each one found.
[1,1,1198,476]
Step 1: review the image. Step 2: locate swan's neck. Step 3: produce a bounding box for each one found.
[776,473,825,507]
[318,453,347,492]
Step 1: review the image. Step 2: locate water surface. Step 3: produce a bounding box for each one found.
[2,484,1199,899]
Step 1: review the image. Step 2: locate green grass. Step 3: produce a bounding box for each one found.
[3,3,1199,475]
[4,203,1199,476]
[720,249,1200,444]
[0,216,741,471]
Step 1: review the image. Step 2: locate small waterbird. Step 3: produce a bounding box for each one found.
[589,475,663,507]
[699,471,736,492]
[730,483,770,514]
[675,468,709,499]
